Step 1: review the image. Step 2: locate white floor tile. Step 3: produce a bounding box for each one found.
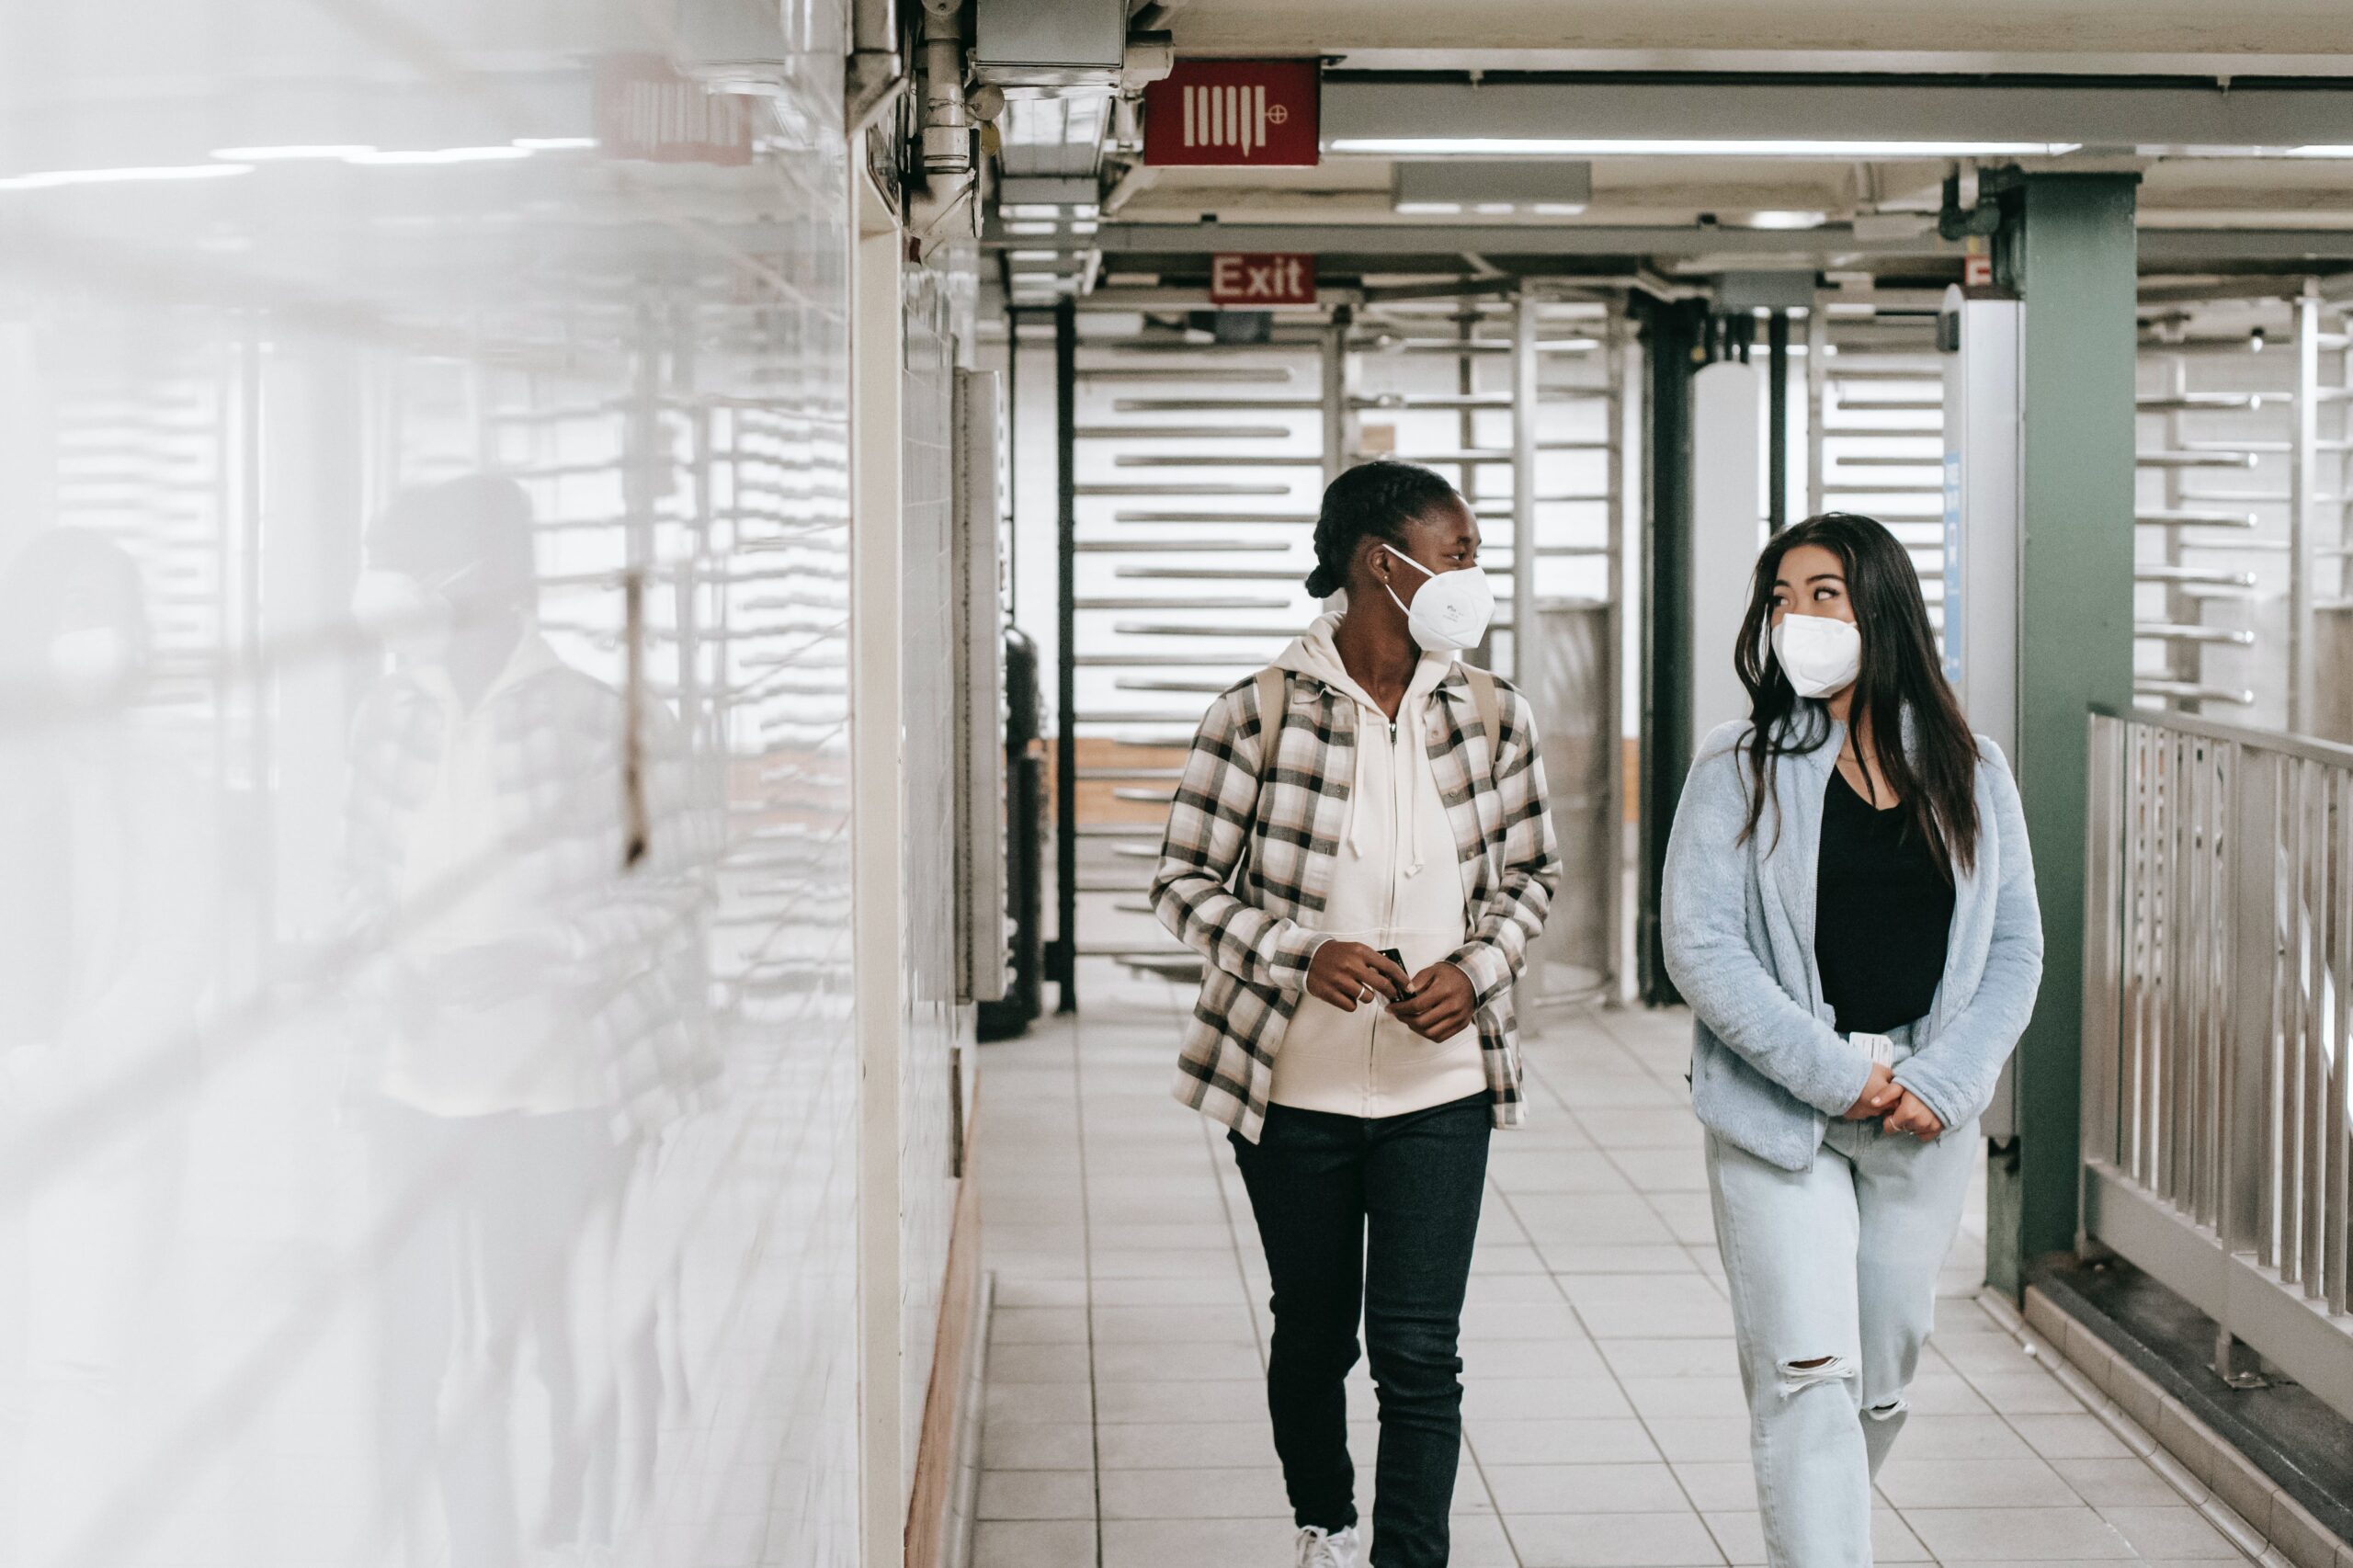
[977,1470,1097,1521]
[1507,1508,1728,1566]
[967,984,2251,1568]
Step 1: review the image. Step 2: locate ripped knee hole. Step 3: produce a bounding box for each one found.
[1774,1353,1856,1394]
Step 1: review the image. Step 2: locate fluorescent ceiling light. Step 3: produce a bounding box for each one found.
[1004,220,1059,234]
[212,143,375,161]
[1340,137,2079,158]
[1392,157,1590,215]
[1001,201,1097,219]
[345,146,534,165]
[2157,144,2353,158]
[0,162,256,191]
[1391,199,1587,216]
[1745,210,1828,230]
[514,137,598,152]
[1007,249,1060,262]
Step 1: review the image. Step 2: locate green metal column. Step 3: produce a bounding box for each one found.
[1989,173,2141,1294]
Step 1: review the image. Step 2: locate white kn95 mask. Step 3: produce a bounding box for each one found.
[1770,614,1862,699]
[1382,548,1495,653]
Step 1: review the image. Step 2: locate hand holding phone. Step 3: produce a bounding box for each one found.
[1389,960,1477,1040]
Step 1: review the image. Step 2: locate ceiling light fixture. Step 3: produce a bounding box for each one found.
[345,146,534,165]
[212,144,376,162]
[1343,137,2079,159]
[1392,158,1589,215]
[514,137,599,152]
[0,162,256,191]
[1745,210,1829,230]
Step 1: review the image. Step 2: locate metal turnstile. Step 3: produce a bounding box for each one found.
[2134,289,2353,733]
[1806,301,1950,642]
[1052,289,1630,1007]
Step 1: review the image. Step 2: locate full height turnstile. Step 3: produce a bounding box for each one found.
[1050,289,1631,1011]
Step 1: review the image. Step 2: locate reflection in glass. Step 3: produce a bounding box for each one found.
[0,4,861,1563]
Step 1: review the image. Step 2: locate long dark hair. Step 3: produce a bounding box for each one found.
[1304,458,1461,598]
[1734,513,1981,878]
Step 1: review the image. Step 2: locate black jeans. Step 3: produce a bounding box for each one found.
[1229,1092,1492,1568]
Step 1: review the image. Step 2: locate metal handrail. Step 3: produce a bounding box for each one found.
[2080,704,2353,1416]
[2087,700,2353,768]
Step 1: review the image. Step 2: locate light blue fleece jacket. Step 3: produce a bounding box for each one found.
[1662,711,2045,1172]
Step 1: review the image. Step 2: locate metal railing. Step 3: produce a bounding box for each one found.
[2081,706,2353,1416]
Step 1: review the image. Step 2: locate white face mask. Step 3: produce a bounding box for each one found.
[1769,613,1863,699]
[1381,547,1495,653]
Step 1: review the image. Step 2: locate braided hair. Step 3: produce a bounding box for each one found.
[1303,459,1463,599]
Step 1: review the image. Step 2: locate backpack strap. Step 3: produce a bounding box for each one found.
[1252,665,1289,792]
[1462,663,1502,782]
[1228,666,1288,892]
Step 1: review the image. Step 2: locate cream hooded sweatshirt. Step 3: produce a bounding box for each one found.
[1268,613,1485,1119]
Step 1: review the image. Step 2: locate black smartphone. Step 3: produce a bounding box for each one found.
[1379,948,1407,999]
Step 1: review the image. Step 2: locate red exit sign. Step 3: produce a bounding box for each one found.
[1210,254,1315,307]
[1143,59,1320,167]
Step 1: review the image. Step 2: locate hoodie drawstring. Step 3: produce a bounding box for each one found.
[1400,688,1426,878]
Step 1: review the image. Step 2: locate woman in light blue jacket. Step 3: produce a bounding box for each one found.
[1662,513,2043,1568]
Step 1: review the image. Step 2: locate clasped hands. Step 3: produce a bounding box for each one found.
[1305,940,1476,1041]
[1845,1059,1943,1139]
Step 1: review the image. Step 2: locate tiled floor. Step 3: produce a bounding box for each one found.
[972,963,2260,1567]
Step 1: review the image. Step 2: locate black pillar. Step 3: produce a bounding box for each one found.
[1052,298,1078,1012]
[1768,310,1790,532]
[1635,297,1711,1007]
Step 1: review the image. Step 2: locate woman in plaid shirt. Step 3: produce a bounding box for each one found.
[1152,460,1562,1568]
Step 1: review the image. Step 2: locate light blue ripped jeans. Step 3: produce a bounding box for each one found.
[1705,1026,1978,1568]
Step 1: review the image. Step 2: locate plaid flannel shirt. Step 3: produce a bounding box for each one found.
[344,645,722,1140]
[1151,662,1562,1142]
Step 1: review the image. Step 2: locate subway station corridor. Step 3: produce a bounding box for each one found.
[972,966,2263,1568]
[18,6,2353,1567]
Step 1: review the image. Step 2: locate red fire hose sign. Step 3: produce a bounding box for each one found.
[1144,60,1320,167]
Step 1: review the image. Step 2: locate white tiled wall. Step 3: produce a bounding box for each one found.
[899,265,968,1496]
[0,5,962,1565]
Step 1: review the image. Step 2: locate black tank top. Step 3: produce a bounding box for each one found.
[1814,766,1955,1035]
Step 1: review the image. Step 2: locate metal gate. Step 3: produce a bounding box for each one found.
[2082,705,2353,1419]
[1051,288,1629,1010]
[2134,290,2353,735]
[1807,301,1949,641]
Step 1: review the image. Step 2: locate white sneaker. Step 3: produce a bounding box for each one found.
[1293,1524,1361,1568]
